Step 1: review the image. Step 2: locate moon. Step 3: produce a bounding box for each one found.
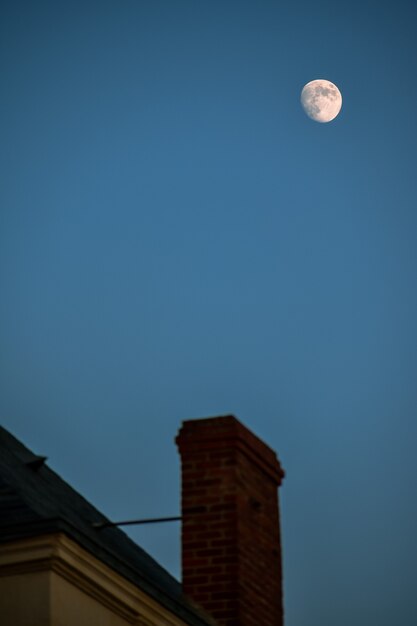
[301,79,342,123]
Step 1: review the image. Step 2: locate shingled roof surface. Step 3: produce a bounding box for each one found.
[0,425,211,626]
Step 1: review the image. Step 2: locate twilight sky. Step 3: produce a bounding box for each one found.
[1,2,417,625]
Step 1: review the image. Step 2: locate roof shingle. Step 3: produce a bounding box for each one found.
[0,425,211,626]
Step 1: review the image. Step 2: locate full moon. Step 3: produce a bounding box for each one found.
[301,79,342,123]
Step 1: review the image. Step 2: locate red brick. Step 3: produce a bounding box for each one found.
[176,415,284,626]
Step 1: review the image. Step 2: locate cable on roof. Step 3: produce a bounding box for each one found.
[93,516,182,529]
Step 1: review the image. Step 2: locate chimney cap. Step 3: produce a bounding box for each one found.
[176,414,285,485]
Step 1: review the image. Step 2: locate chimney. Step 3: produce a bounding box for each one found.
[176,415,285,626]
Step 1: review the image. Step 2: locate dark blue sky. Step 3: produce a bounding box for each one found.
[1,2,417,625]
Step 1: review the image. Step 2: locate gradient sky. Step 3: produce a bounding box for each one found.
[1,2,417,625]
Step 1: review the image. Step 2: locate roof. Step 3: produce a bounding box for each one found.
[0,425,211,626]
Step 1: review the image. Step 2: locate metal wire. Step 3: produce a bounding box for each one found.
[93,516,182,529]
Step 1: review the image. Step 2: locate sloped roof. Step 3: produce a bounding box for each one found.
[0,425,211,626]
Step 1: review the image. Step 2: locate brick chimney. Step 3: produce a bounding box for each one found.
[176,415,285,626]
